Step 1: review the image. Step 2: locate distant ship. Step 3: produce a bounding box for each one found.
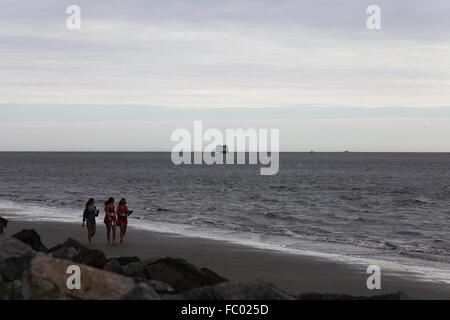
[215,145,229,153]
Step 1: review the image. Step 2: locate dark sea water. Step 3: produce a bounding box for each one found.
[0,152,449,282]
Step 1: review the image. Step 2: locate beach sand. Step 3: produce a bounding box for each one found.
[4,219,450,299]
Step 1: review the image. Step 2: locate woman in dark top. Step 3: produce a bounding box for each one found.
[82,198,99,245]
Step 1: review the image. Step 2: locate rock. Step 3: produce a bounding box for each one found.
[103,257,141,273]
[115,256,141,266]
[106,259,173,293]
[0,217,7,234]
[122,257,228,292]
[82,249,107,269]
[21,256,135,300]
[122,258,159,279]
[137,279,174,294]
[146,258,228,292]
[175,280,294,300]
[50,246,81,262]
[48,238,90,263]
[12,229,48,253]
[0,234,36,282]
[60,238,91,257]
[120,283,161,300]
[103,259,124,274]
[50,239,107,269]
[199,267,229,283]
[297,292,406,300]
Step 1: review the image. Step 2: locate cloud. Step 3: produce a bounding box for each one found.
[0,0,449,108]
[1,1,449,151]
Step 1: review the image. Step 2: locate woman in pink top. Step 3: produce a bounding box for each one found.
[103,197,117,245]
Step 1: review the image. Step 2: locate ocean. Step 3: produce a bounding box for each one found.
[0,152,449,283]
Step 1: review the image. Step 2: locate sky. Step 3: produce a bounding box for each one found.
[0,0,450,151]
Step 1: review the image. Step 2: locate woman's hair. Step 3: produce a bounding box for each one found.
[119,198,126,206]
[85,198,95,208]
[104,197,114,207]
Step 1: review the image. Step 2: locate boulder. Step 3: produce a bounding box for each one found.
[82,249,107,269]
[122,257,228,292]
[48,238,90,263]
[137,279,174,294]
[0,234,36,282]
[0,217,7,234]
[49,246,80,262]
[21,256,135,300]
[60,238,91,257]
[103,258,124,274]
[199,267,228,283]
[122,258,159,279]
[115,256,141,266]
[12,229,48,253]
[175,280,294,300]
[103,257,141,274]
[120,283,161,300]
[105,259,173,293]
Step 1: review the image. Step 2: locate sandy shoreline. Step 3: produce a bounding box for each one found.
[4,219,450,299]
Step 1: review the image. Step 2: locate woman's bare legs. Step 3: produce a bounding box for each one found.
[106,223,111,244]
[106,222,116,245]
[87,225,95,245]
[119,224,126,244]
[112,222,116,245]
[87,226,91,244]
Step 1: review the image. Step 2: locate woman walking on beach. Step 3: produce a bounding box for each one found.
[117,198,133,245]
[104,197,117,245]
[82,198,99,245]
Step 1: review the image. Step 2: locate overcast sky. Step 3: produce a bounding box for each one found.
[1,0,449,151]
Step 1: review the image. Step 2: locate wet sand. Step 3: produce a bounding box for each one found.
[5,219,450,299]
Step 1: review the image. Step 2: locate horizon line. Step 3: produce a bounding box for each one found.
[1,151,450,153]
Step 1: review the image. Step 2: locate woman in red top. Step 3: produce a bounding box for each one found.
[104,197,117,245]
[117,198,133,245]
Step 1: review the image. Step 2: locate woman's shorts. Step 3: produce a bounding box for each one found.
[86,219,96,227]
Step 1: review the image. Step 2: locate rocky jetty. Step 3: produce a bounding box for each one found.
[0,223,404,300]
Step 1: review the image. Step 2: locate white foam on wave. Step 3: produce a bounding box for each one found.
[0,199,80,224]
